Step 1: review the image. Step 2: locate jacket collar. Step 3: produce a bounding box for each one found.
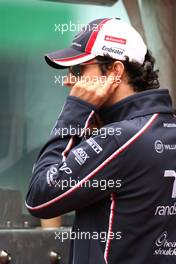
[99,89,173,124]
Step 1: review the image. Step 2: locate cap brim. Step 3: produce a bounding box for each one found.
[45,47,96,69]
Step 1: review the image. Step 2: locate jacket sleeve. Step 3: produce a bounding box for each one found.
[25,96,121,219]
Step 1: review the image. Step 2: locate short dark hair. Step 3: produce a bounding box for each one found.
[96,50,160,92]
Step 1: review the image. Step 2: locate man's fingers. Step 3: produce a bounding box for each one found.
[70,73,121,107]
[101,73,117,94]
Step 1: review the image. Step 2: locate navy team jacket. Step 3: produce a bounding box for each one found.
[26,89,176,264]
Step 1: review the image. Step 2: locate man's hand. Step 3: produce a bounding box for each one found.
[69,73,119,108]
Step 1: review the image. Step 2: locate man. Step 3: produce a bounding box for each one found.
[26,18,176,263]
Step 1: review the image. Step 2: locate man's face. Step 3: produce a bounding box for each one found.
[63,60,106,89]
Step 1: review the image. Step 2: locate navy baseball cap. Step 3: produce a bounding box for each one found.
[45,18,147,69]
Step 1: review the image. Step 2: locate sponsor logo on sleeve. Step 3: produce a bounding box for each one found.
[86,138,103,154]
[46,164,58,187]
[72,148,90,165]
[59,162,72,174]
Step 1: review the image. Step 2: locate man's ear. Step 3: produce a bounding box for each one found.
[112,61,125,79]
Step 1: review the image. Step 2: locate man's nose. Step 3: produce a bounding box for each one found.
[63,72,77,88]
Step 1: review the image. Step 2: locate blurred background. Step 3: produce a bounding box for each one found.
[0,0,175,261]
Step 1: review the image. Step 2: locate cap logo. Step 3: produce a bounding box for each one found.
[102,46,124,56]
[104,35,127,45]
[72,42,82,48]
